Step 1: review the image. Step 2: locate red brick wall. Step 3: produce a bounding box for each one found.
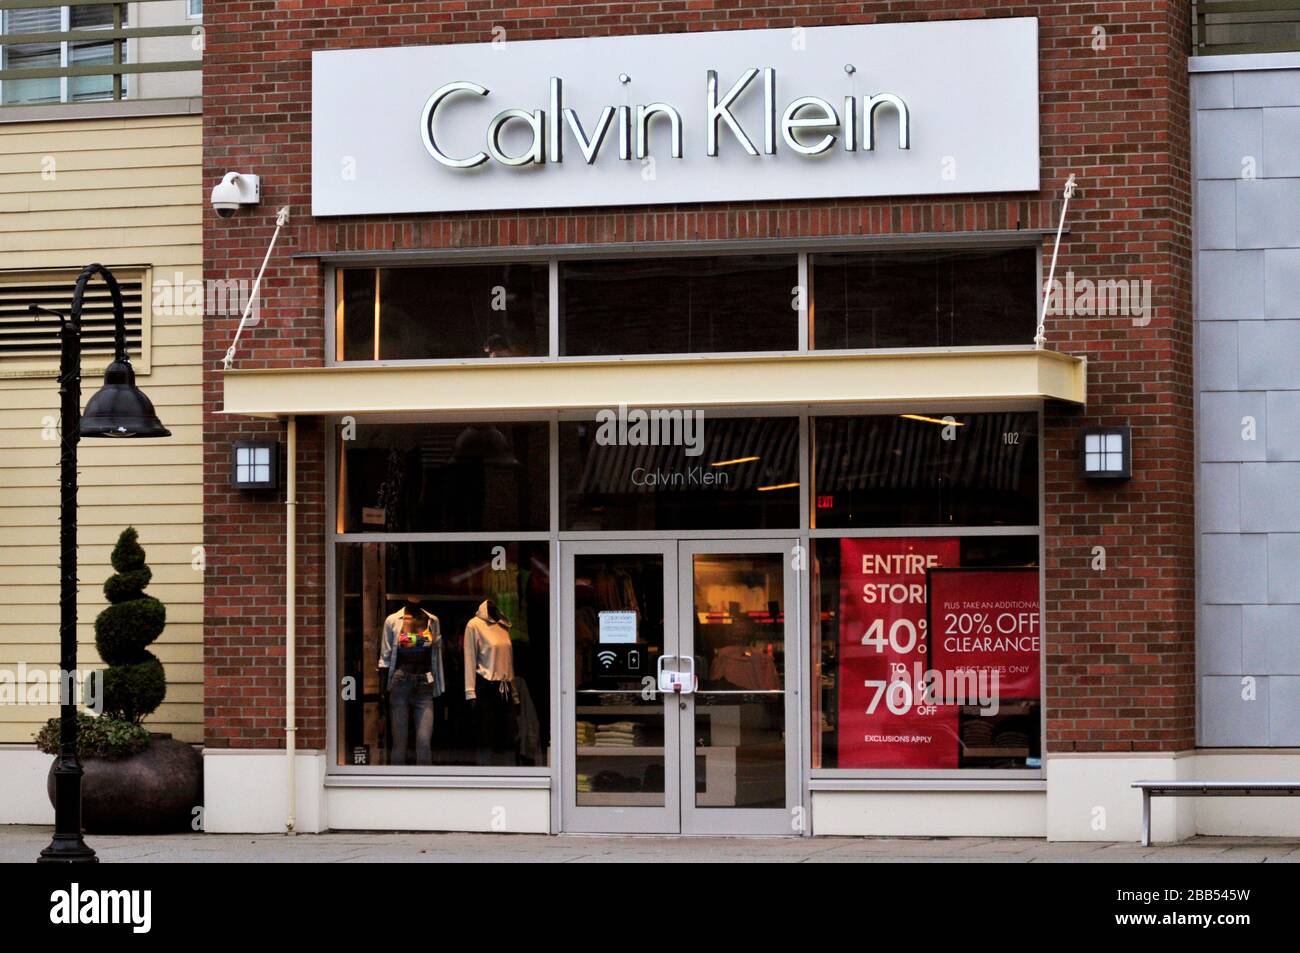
[203,2,1195,752]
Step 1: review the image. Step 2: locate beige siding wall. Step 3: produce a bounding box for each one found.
[0,113,201,743]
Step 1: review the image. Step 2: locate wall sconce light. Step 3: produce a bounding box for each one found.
[232,440,279,490]
[1082,426,1130,480]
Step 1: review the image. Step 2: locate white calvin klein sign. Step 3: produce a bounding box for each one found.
[311,18,1039,216]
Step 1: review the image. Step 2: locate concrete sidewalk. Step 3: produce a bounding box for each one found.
[1,826,1297,862]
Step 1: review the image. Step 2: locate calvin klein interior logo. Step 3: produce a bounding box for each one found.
[595,404,704,457]
[421,69,910,169]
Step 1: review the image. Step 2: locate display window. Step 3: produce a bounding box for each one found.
[559,254,799,356]
[336,263,549,362]
[809,246,1037,349]
[336,421,549,533]
[335,540,551,769]
[559,413,800,531]
[332,245,1041,368]
[813,411,1039,527]
[811,534,1041,771]
[327,407,1042,780]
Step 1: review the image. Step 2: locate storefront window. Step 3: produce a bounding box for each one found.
[813,411,1038,527]
[810,247,1037,349]
[812,535,1040,770]
[335,541,550,768]
[560,255,799,356]
[333,246,1037,362]
[336,421,548,533]
[559,413,799,531]
[336,263,548,361]
[328,409,1041,778]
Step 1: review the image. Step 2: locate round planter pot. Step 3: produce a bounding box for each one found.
[46,734,202,834]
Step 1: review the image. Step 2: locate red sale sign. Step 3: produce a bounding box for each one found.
[837,537,961,769]
[927,569,1041,699]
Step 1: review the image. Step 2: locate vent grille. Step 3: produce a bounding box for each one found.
[0,271,144,360]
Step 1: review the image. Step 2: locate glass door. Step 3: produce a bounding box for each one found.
[678,539,801,835]
[559,538,802,835]
[559,541,681,833]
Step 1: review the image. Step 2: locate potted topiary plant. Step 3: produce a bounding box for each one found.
[38,527,201,833]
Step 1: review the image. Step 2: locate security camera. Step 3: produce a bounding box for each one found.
[211,172,260,218]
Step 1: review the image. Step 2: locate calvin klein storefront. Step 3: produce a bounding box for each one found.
[206,14,1123,838]
[314,248,1061,836]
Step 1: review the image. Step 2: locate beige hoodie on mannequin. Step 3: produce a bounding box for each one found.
[464,600,514,700]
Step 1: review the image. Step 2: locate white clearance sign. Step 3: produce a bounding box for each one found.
[311,18,1039,216]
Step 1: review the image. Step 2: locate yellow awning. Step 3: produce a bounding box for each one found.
[221,348,1086,418]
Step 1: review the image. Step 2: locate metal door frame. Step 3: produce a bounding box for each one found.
[677,537,803,836]
[558,539,681,834]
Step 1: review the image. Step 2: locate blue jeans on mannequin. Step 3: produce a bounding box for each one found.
[389,670,435,765]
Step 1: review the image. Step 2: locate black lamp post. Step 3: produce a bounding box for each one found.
[34,263,170,864]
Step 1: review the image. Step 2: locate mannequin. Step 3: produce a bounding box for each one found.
[464,599,517,765]
[379,599,445,765]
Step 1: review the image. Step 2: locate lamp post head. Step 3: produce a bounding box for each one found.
[79,358,171,438]
[27,265,172,440]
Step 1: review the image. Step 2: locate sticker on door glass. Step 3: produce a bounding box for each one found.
[598,610,637,644]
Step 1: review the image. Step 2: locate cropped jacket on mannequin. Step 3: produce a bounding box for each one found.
[378,607,446,696]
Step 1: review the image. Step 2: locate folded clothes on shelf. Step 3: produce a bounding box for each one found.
[961,720,995,746]
[993,730,1030,749]
[594,720,644,747]
[593,770,641,792]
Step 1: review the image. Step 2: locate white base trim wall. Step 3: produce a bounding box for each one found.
[326,786,549,833]
[1046,751,1300,841]
[126,747,1300,839]
[0,747,55,825]
[811,789,1046,837]
[1046,752,1196,842]
[200,749,550,834]
[1193,751,1300,837]
[202,748,328,834]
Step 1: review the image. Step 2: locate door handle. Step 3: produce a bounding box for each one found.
[657,654,696,694]
[680,654,698,694]
[656,654,676,682]
[656,654,679,695]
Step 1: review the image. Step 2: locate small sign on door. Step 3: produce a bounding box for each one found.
[598,610,637,644]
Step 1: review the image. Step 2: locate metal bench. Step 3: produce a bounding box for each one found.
[1132,781,1300,846]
